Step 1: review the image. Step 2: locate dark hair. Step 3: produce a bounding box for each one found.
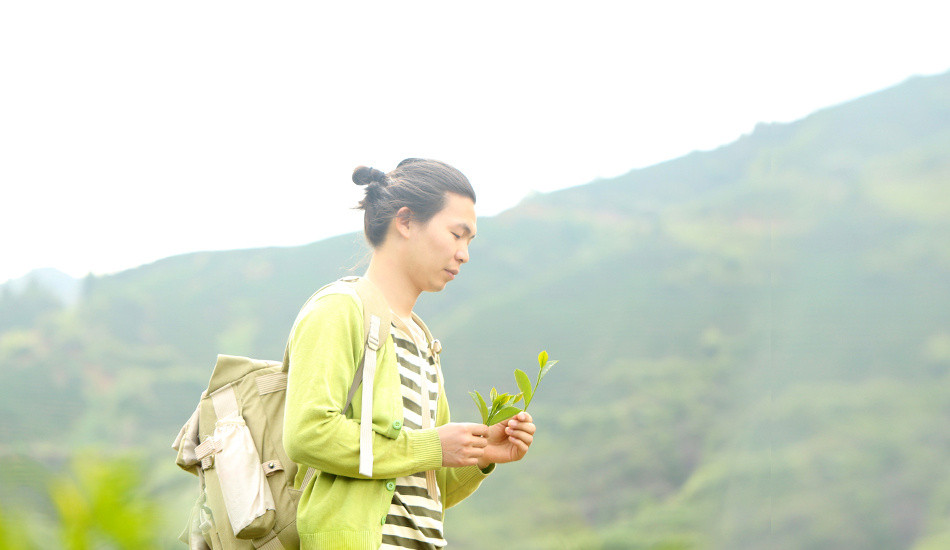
[353,158,476,248]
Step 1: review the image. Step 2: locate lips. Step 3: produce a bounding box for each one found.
[445,268,459,280]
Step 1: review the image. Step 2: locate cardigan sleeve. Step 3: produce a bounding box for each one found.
[282,292,443,480]
[441,463,494,509]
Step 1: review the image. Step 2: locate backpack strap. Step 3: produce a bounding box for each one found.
[406,312,442,502]
[410,312,442,368]
[350,276,392,477]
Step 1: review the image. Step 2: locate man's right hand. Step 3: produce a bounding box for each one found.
[436,423,489,467]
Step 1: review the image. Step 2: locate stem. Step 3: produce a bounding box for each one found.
[524,375,542,412]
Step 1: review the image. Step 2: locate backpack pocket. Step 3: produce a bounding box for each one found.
[212,412,277,539]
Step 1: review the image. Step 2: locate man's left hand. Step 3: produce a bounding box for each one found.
[478,412,536,469]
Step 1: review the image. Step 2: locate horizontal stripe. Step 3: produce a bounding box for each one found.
[393,497,443,521]
[400,417,422,431]
[392,342,435,368]
[402,396,423,417]
[399,387,438,409]
[393,479,440,497]
[386,514,444,539]
[400,409,435,431]
[392,350,423,368]
[397,376,421,399]
[393,495,443,517]
[380,533,443,550]
[398,371,439,394]
[389,497,443,522]
[395,485,430,499]
[382,500,444,541]
[395,356,438,384]
[391,335,421,356]
[388,514,442,533]
[400,385,439,409]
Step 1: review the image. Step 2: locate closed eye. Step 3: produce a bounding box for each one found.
[450,223,476,241]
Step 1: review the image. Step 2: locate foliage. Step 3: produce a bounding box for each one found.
[49,453,164,549]
[0,453,166,549]
[0,506,32,549]
[1,70,950,548]
[0,278,63,333]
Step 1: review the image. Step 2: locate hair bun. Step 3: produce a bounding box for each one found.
[352,166,388,186]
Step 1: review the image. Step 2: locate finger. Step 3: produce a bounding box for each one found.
[508,436,529,453]
[508,432,534,448]
[506,426,534,445]
[508,421,536,436]
[508,420,534,434]
[512,411,532,423]
[470,424,489,437]
[471,436,489,448]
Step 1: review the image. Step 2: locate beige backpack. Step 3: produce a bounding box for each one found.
[173,277,392,550]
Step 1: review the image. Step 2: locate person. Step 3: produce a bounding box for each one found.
[282,158,537,549]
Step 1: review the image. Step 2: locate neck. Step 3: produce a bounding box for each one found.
[364,251,419,319]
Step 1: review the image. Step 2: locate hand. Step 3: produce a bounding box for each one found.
[478,412,536,469]
[437,422,489,467]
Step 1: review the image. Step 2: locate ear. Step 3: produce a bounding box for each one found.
[394,206,413,239]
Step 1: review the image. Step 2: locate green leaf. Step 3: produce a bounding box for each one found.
[512,392,524,404]
[487,406,523,426]
[537,350,549,371]
[514,369,533,408]
[477,392,490,423]
[540,359,559,380]
[490,387,498,402]
[492,392,512,409]
[469,391,489,424]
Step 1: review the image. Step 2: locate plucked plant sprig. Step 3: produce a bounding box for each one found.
[469,350,559,426]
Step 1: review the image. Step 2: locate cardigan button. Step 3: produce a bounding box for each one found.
[392,420,402,430]
[386,481,396,491]
[380,515,387,525]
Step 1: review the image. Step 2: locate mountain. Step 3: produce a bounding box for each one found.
[1,70,949,549]
[0,268,82,353]
[2,268,80,298]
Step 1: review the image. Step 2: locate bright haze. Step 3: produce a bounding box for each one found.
[2,0,948,283]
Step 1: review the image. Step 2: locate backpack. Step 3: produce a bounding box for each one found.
[172,277,393,550]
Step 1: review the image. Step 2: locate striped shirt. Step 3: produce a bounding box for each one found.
[380,318,446,549]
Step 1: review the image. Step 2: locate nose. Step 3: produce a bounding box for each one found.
[456,242,470,264]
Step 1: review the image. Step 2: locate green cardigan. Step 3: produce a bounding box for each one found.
[283,290,491,549]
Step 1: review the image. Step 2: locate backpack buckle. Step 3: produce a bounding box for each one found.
[367,315,381,350]
[262,460,284,477]
[195,438,220,470]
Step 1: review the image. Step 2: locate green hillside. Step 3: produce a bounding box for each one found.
[2,71,949,548]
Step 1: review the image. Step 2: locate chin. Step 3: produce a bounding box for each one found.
[426,280,450,293]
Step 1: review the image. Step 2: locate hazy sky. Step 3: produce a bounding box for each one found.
[2,1,948,283]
